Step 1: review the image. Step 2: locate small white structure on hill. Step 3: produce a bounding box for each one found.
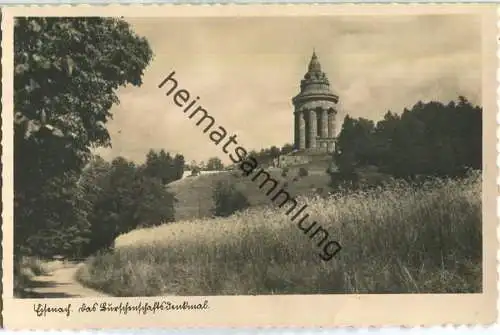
[181,170,224,179]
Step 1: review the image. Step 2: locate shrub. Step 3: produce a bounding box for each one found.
[298,167,309,177]
[330,166,396,193]
[281,167,289,177]
[326,161,339,175]
[82,157,175,255]
[191,167,200,176]
[14,256,51,297]
[212,180,250,217]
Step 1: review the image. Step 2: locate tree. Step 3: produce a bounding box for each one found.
[143,150,160,178]
[14,17,153,256]
[15,171,91,258]
[331,97,482,186]
[212,180,250,217]
[280,143,294,155]
[378,98,481,178]
[189,160,197,171]
[372,111,401,171]
[82,156,175,254]
[269,146,280,159]
[191,166,201,177]
[173,154,185,180]
[206,157,224,171]
[79,155,111,211]
[86,157,137,252]
[157,150,173,184]
[143,149,184,185]
[333,116,376,174]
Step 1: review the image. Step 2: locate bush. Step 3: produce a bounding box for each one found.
[82,156,175,255]
[191,166,200,176]
[281,167,289,177]
[326,162,339,175]
[14,256,51,297]
[330,166,396,193]
[212,180,250,217]
[298,167,309,177]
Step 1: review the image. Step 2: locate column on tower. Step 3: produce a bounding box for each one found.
[298,111,306,150]
[294,112,299,149]
[308,109,317,150]
[328,109,335,137]
[320,109,328,151]
[327,109,335,152]
[320,109,329,138]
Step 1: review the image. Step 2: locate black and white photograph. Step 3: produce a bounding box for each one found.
[1,4,497,330]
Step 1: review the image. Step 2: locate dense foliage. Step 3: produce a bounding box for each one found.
[212,180,250,217]
[16,171,92,257]
[332,97,481,187]
[142,149,185,184]
[206,157,224,171]
[236,143,294,168]
[191,166,201,176]
[80,155,176,254]
[14,17,153,257]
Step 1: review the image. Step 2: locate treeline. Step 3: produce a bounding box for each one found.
[13,17,158,259]
[249,143,294,164]
[143,149,185,184]
[190,143,295,174]
[81,152,183,255]
[332,96,481,186]
[16,149,183,258]
[188,157,225,172]
[226,143,294,169]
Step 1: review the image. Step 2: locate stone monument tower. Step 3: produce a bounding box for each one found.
[292,51,338,153]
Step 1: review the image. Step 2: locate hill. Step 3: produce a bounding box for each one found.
[167,164,332,221]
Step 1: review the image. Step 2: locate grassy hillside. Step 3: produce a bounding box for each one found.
[77,171,481,296]
[167,167,332,221]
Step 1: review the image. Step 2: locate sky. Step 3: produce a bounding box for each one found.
[95,14,482,165]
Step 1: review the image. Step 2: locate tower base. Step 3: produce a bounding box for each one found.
[272,149,333,169]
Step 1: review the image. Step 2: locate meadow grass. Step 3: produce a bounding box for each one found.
[76,172,482,296]
[167,169,331,221]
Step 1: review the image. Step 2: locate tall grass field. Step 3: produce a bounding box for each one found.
[76,172,482,296]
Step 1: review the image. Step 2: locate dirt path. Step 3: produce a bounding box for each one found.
[25,262,109,298]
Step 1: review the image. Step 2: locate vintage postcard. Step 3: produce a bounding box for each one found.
[1,4,498,330]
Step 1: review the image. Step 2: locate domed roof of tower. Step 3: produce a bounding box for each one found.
[304,51,327,81]
[292,50,339,106]
[308,51,322,73]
